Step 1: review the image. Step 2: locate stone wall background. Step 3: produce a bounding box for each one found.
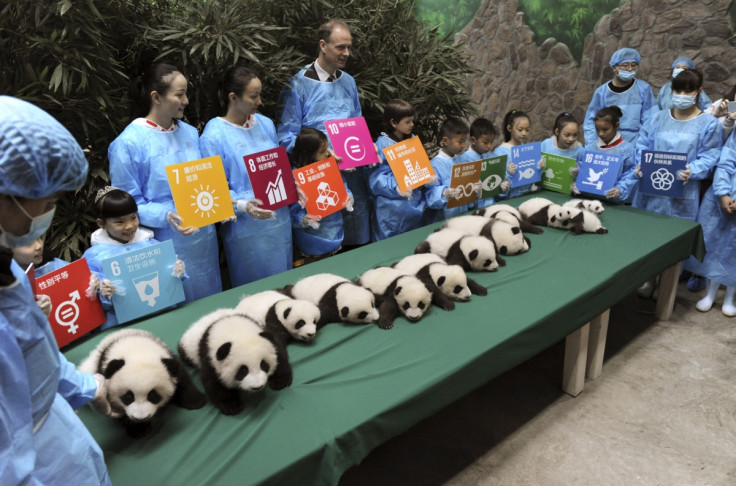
[456,0,736,145]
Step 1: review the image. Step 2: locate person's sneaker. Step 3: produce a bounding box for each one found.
[687,275,706,292]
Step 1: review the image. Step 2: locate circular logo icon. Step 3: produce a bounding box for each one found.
[482,174,502,192]
[343,136,366,162]
[650,168,675,191]
[196,190,214,211]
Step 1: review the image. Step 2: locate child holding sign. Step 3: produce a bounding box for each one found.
[541,112,584,161]
[11,238,72,316]
[457,117,499,208]
[290,128,353,263]
[83,187,186,329]
[369,99,427,241]
[492,110,544,199]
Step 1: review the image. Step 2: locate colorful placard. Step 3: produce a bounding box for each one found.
[100,240,185,324]
[324,116,379,170]
[480,155,507,199]
[243,146,299,211]
[541,152,577,195]
[166,155,235,228]
[446,160,482,208]
[35,258,105,348]
[292,157,350,220]
[382,136,436,194]
[639,150,687,198]
[577,151,623,196]
[510,142,542,187]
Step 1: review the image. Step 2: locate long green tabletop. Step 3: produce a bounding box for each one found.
[63,192,704,486]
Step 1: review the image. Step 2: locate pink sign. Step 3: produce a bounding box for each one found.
[324,116,379,170]
[243,146,299,211]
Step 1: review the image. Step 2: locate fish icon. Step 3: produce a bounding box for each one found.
[518,168,536,181]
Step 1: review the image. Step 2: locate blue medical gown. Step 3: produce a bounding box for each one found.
[491,144,539,200]
[0,281,109,485]
[108,121,221,301]
[583,79,657,146]
[582,137,638,203]
[369,134,427,241]
[10,259,32,293]
[199,115,292,287]
[456,147,494,209]
[425,152,473,222]
[657,82,712,111]
[290,179,352,257]
[277,69,370,245]
[633,110,723,220]
[36,258,68,278]
[687,131,736,286]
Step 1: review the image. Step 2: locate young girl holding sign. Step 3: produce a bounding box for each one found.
[541,112,584,160]
[369,99,428,241]
[290,128,353,263]
[492,110,544,199]
[199,66,292,287]
[82,187,186,330]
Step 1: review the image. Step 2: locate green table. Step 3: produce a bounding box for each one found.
[64,192,704,486]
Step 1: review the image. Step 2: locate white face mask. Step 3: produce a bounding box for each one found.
[672,94,697,110]
[617,70,637,82]
[0,196,56,248]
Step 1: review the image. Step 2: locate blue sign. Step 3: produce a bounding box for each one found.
[640,150,687,198]
[101,240,185,323]
[577,151,623,196]
[510,142,542,187]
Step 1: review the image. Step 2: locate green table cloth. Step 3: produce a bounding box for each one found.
[63,192,704,486]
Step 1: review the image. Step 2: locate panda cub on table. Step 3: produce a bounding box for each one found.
[518,198,574,230]
[474,203,544,235]
[282,273,379,328]
[563,198,605,215]
[78,329,206,438]
[392,254,487,311]
[415,227,504,272]
[358,266,433,329]
[444,215,531,256]
[178,309,292,415]
[236,290,321,343]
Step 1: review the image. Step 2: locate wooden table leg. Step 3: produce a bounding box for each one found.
[655,261,682,321]
[585,309,610,381]
[562,323,590,397]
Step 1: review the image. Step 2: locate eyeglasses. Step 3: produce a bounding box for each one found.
[617,62,638,71]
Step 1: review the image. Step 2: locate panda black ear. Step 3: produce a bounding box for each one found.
[216,343,232,361]
[468,249,478,260]
[341,306,349,318]
[500,246,508,255]
[283,306,291,319]
[104,359,125,379]
[437,276,446,286]
[161,358,179,378]
[394,286,402,296]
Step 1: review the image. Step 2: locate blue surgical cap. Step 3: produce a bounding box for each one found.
[0,96,88,199]
[672,57,695,69]
[610,48,641,67]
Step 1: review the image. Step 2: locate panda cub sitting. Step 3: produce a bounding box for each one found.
[178,309,292,415]
[236,290,321,343]
[415,227,504,272]
[78,329,206,438]
[282,273,379,328]
[358,266,434,329]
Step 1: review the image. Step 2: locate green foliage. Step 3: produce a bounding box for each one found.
[414,0,481,38]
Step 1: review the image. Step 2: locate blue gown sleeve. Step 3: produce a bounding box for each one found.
[199,131,241,203]
[688,119,723,181]
[368,163,403,199]
[424,160,449,210]
[614,150,638,202]
[714,131,736,196]
[635,114,657,162]
[639,82,658,131]
[277,78,304,153]
[584,86,605,144]
[56,353,97,410]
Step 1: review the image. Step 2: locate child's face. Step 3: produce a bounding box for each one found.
[315,140,331,162]
[443,134,467,156]
[595,119,618,145]
[555,122,579,149]
[508,117,530,145]
[471,133,495,155]
[99,213,140,244]
[12,238,43,267]
[392,116,414,137]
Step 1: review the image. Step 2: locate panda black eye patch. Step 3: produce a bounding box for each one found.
[260,361,270,373]
[147,390,162,404]
[453,285,463,294]
[295,319,305,329]
[418,302,426,309]
[402,302,410,310]
[235,365,249,381]
[121,391,135,406]
[484,259,492,267]
[358,311,367,320]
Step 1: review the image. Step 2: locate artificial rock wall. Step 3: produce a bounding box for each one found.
[457,0,736,145]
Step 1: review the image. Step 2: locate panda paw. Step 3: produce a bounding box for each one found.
[378,320,394,330]
[123,419,153,439]
[216,400,245,416]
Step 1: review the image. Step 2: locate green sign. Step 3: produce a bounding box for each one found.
[541,152,576,194]
[479,155,507,199]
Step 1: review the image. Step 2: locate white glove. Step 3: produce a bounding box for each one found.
[472,181,482,194]
[100,279,116,299]
[296,186,308,208]
[537,157,546,170]
[442,187,461,200]
[344,195,354,212]
[166,211,198,235]
[236,199,275,219]
[91,374,121,418]
[302,214,320,229]
[606,187,621,199]
[677,165,691,184]
[571,182,581,195]
[85,274,100,300]
[398,185,413,200]
[172,259,186,278]
[501,180,511,193]
[507,161,517,176]
[635,164,642,178]
[35,294,52,317]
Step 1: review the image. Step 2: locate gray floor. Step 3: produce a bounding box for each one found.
[339,282,736,486]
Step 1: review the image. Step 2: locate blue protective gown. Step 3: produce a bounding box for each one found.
[10,258,32,294]
[36,258,68,278]
[277,67,370,245]
[369,133,428,241]
[688,130,736,286]
[1,258,110,485]
[456,147,494,209]
[657,82,712,111]
[582,135,639,203]
[583,79,657,146]
[424,151,472,223]
[290,179,352,257]
[633,110,723,220]
[491,143,541,200]
[199,115,292,287]
[108,120,221,301]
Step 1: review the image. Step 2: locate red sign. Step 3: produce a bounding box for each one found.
[243,146,299,210]
[292,157,349,220]
[35,258,105,348]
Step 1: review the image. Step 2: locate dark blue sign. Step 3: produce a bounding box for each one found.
[639,150,687,198]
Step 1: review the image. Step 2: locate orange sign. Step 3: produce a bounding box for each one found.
[382,136,436,194]
[292,157,349,220]
[446,160,482,208]
[166,155,235,228]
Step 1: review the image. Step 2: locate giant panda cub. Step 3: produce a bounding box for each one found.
[393,254,487,310]
[474,204,543,235]
[282,273,379,328]
[518,198,575,230]
[563,198,605,215]
[444,215,531,256]
[178,309,292,415]
[78,329,207,438]
[415,227,504,271]
[358,266,433,329]
[236,290,321,343]
[562,206,608,235]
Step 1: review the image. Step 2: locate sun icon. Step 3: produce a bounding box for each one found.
[190,185,220,219]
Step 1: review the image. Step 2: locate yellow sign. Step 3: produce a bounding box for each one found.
[382,136,436,194]
[165,155,235,228]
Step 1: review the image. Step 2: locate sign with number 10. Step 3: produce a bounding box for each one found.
[324,116,378,170]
